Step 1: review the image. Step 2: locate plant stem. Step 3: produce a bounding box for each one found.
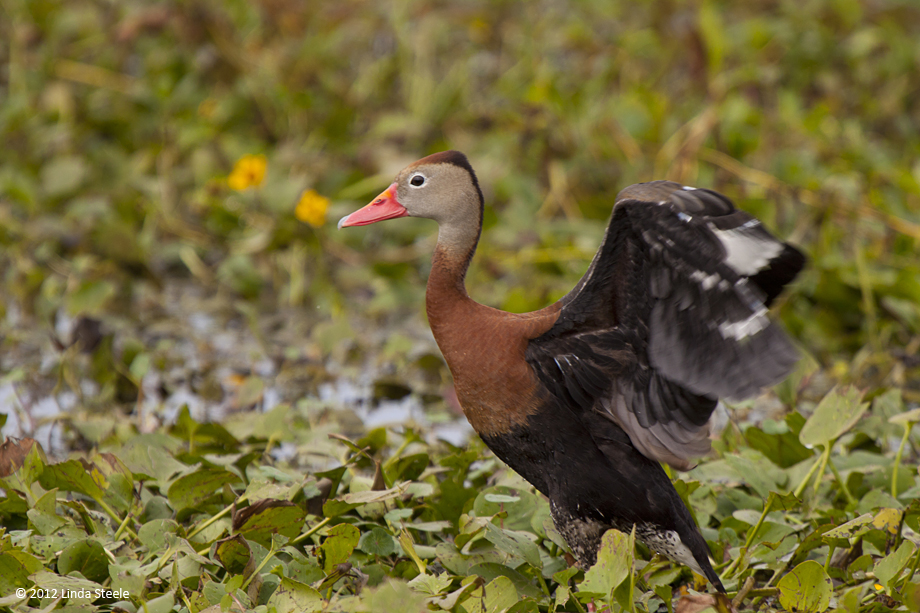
[892,423,912,499]
[292,516,332,545]
[827,458,856,506]
[188,504,234,540]
[812,444,831,496]
[793,453,823,499]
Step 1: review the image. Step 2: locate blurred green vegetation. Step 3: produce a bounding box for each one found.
[2,0,920,611]
[2,0,919,364]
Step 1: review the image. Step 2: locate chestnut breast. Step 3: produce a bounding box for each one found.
[428,295,561,437]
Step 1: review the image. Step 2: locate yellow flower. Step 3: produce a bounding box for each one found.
[228,154,267,191]
[295,189,330,227]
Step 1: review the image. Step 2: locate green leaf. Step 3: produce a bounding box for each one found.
[483,523,543,569]
[234,500,306,546]
[138,518,180,549]
[268,576,325,613]
[799,386,869,448]
[321,523,360,572]
[407,571,453,595]
[38,459,106,501]
[57,539,110,583]
[167,467,239,510]
[363,580,428,613]
[874,540,916,589]
[28,570,102,603]
[777,560,832,613]
[464,576,519,613]
[212,534,253,575]
[467,563,544,600]
[358,526,400,556]
[141,593,176,613]
[0,550,44,594]
[483,494,520,504]
[579,529,632,597]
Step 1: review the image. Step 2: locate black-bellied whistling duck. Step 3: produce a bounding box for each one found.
[339,151,805,592]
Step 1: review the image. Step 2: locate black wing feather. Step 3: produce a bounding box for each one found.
[526,181,804,468]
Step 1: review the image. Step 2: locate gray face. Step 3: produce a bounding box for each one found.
[394,162,479,226]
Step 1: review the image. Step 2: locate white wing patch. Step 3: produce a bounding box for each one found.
[718,307,769,340]
[711,220,783,276]
[690,270,721,291]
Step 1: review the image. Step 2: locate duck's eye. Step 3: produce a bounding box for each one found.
[409,174,425,187]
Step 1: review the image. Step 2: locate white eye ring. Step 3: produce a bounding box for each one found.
[409,173,426,187]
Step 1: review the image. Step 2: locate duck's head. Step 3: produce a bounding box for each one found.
[338,151,484,235]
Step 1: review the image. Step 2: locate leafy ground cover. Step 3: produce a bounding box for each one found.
[2,0,920,611]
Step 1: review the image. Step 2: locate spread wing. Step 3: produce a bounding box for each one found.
[525,181,805,469]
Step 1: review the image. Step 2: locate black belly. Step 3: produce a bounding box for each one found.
[479,397,707,566]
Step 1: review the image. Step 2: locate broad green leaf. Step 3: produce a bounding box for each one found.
[724,452,784,497]
[463,576,519,613]
[137,519,180,549]
[363,580,428,613]
[119,434,186,482]
[28,570,102,602]
[212,534,252,575]
[358,526,400,556]
[234,499,306,546]
[889,407,920,426]
[777,560,832,613]
[0,550,43,594]
[57,538,109,583]
[38,459,106,501]
[579,529,632,597]
[799,386,868,448]
[407,571,453,595]
[874,540,916,589]
[467,562,544,600]
[268,576,325,613]
[167,467,239,510]
[141,593,176,613]
[322,523,360,572]
[483,523,543,569]
[27,507,68,535]
[473,486,540,532]
[432,577,480,611]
